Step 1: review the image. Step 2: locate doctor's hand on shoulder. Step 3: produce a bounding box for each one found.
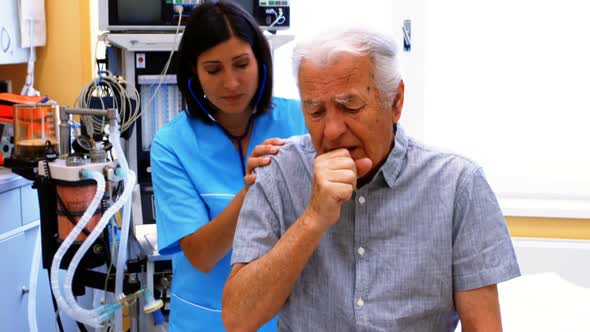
[244,137,285,188]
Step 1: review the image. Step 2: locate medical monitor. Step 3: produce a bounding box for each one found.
[99,0,290,32]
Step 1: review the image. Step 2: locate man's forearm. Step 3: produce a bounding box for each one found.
[222,211,328,331]
[455,285,502,332]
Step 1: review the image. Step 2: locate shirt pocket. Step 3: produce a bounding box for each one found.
[200,194,234,219]
[373,237,453,320]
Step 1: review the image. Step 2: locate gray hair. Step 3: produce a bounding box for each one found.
[292,28,402,107]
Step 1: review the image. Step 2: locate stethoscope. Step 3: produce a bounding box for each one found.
[187,64,267,176]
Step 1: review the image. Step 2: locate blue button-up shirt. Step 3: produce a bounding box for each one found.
[231,125,520,331]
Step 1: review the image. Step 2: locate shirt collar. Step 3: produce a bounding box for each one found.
[379,124,409,188]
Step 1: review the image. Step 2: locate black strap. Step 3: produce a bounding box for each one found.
[216,115,255,176]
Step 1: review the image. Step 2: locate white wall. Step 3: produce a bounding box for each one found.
[273,0,425,140]
[423,0,590,217]
[513,237,590,288]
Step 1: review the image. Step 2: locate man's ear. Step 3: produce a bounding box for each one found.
[392,80,405,122]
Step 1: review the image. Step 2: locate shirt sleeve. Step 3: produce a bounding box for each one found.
[452,167,521,291]
[151,137,209,256]
[231,163,283,265]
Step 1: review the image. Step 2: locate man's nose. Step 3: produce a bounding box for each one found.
[323,108,347,141]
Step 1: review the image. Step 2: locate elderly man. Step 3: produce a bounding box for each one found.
[222,28,520,331]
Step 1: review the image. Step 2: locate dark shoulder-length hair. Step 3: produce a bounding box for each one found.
[177,1,273,122]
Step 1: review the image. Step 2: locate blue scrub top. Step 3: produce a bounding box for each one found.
[151,97,307,331]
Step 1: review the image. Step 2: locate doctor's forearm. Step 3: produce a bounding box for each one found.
[179,188,247,273]
[222,212,327,330]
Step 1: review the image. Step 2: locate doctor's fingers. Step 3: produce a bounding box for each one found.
[250,142,281,159]
[247,138,285,160]
[245,155,272,176]
[246,139,285,174]
[260,137,285,147]
[244,173,257,186]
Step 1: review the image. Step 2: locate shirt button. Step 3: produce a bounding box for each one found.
[357,297,365,307]
[357,247,365,256]
[358,196,366,204]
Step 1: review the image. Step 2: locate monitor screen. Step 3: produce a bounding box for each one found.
[104,0,290,31]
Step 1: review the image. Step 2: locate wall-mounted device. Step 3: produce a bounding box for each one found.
[245,0,290,31]
[99,0,290,32]
[0,0,30,64]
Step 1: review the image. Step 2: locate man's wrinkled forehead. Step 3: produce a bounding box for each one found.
[298,53,368,77]
[303,94,365,108]
[298,55,372,98]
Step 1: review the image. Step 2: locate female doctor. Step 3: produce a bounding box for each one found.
[150,2,306,331]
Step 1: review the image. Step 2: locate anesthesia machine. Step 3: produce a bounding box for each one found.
[4,103,164,331]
